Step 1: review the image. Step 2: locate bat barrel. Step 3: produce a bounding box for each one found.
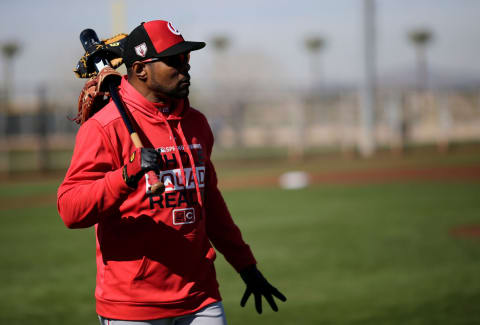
[79,28,109,72]
[80,29,100,51]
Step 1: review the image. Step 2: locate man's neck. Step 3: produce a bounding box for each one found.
[127,77,170,104]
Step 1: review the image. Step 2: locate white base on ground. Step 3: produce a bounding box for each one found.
[278,171,310,189]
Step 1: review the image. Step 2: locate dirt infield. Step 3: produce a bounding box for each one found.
[219,165,480,189]
[450,225,480,238]
[1,164,479,210]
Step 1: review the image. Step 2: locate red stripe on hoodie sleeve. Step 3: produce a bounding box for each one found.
[57,119,133,229]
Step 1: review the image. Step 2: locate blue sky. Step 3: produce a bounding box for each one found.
[0,0,479,100]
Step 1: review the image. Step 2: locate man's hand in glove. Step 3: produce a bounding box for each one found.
[122,148,161,189]
[240,264,287,314]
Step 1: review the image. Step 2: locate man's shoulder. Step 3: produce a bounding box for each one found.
[90,101,122,128]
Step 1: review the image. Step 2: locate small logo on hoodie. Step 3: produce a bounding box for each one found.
[173,208,195,225]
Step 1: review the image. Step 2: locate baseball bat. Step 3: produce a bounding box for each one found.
[79,28,164,195]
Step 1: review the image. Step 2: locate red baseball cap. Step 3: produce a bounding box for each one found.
[123,20,205,67]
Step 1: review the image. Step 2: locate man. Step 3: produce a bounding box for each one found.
[57,20,286,325]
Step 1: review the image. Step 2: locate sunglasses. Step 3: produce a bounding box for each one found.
[142,52,190,69]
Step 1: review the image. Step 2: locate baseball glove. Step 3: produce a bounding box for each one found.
[72,66,122,124]
[74,33,127,79]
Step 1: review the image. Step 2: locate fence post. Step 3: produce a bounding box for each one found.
[386,91,403,156]
[437,92,451,153]
[0,88,10,174]
[37,84,49,173]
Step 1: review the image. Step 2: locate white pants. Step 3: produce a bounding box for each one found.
[98,302,227,325]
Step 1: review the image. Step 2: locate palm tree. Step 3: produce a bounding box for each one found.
[210,35,230,88]
[408,28,433,91]
[304,36,326,90]
[210,35,233,145]
[211,35,230,53]
[1,41,21,174]
[1,41,21,107]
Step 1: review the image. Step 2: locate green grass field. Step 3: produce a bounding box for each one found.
[1,149,480,324]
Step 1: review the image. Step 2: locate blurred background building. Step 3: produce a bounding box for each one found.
[1,0,479,172]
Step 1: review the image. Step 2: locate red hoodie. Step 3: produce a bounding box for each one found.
[57,76,256,320]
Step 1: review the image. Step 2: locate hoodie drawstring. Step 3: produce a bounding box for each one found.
[163,120,187,189]
[162,118,203,208]
[178,122,203,207]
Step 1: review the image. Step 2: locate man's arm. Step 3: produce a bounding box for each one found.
[199,112,286,313]
[57,118,160,229]
[203,158,286,313]
[57,119,133,228]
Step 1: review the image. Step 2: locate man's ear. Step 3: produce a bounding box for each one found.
[131,62,148,81]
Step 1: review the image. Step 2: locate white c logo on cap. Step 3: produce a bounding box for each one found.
[167,22,181,35]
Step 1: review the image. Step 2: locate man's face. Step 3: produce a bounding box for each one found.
[145,52,191,99]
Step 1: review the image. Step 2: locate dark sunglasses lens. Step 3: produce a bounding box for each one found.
[143,53,190,67]
[166,53,189,67]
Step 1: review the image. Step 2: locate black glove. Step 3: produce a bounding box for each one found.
[122,148,161,188]
[240,264,287,314]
